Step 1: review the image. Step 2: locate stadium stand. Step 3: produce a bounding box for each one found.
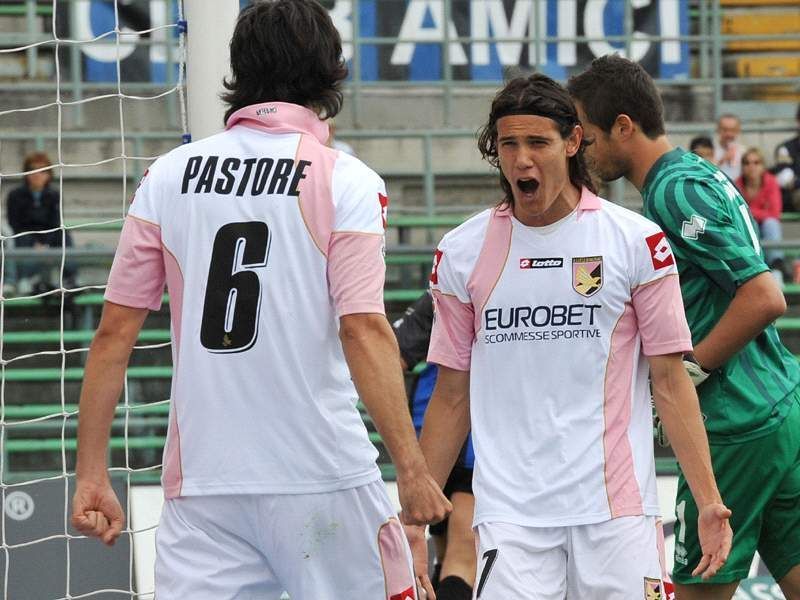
[721,1,800,102]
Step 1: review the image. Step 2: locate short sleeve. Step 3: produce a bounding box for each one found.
[333,162,386,234]
[427,239,474,371]
[631,274,692,357]
[648,175,767,295]
[631,226,680,288]
[127,162,161,224]
[105,165,166,310]
[328,164,387,316]
[105,215,165,310]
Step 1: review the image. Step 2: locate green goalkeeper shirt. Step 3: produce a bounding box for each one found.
[641,148,799,444]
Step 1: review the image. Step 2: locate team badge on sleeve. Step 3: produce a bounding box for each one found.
[646,232,675,270]
[572,256,603,297]
[430,249,443,284]
[379,192,389,229]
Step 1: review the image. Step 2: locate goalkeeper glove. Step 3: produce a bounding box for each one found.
[683,352,711,387]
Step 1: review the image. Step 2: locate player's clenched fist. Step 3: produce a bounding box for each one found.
[71,480,125,546]
[397,470,452,526]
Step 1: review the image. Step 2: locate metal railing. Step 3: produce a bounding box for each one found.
[1,121,797,211]
[1,0,799,128]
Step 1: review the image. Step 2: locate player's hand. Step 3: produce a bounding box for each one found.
[404,523,434,600]
[692,502,732,580]
[71,478,125,546]
[397,469,452,526]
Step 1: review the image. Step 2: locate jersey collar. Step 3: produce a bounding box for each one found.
[225,102,330,144]
[577,186,601,215]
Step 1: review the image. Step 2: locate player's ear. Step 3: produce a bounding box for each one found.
[565,124,582,157]
[614,114,635,141]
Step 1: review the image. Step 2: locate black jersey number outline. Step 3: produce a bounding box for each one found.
[200,221,270,353]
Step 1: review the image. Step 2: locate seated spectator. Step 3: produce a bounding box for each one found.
[773,102,800,212]
[6,151,77,292]
[689,135,714,162]
[714,113,744,180]
[735,147,784,274]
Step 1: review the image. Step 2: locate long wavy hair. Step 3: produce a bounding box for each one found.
[222,0,348,123]
[477,73,596,208]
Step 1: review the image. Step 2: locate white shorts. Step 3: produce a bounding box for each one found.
[474,516,668,600]
[154,479,416,600]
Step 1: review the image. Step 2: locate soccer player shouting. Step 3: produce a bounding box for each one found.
[411,73,731,599]
[569,55,800,600]
[71,1,449,598]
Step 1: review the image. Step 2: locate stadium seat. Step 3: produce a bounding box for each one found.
[722,11,800,52]
[721,0,799,6]
[730,55,800,78]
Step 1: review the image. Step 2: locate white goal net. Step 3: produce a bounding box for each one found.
[0,1,189,597]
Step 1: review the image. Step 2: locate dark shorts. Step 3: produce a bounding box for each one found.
[672,391,800,584]
[429,465,474,536]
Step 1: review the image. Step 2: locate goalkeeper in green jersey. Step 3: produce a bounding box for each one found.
[569,55,800,600]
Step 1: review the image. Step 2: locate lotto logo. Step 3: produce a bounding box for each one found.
[379,193,389,229]
[645,232,675,270]
[520,257,563,269]
[389,586,416,600]
[430,249,443,284]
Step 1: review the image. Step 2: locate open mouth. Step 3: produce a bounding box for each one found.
[517,178,539,194]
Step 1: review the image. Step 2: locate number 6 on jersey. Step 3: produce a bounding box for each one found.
[200,221,270,353]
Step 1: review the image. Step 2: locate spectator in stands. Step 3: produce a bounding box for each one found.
[690,136,714,162]
[773,102,800,212]
[6,151,77,292]
[714,113,744,180]
[394,291,476,600]
[735,147,784,275]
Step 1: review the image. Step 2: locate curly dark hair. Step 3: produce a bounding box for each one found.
[477,73,596,207]
[222,0,348,124]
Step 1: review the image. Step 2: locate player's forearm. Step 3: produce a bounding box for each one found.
[76,303,147,484]
[694,272,786,370]
[75,332,134,483]
[340,314,428,478]
[419,367,470,488]
[650,355,722,508]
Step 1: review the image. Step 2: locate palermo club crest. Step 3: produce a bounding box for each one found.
[572,256,603,297]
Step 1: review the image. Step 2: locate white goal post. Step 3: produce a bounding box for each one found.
[183,0,238,142]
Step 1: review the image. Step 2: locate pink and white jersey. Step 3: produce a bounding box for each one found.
[106,102,388,498]
[428,188,692,527]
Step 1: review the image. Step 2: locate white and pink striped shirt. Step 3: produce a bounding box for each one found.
[106,102,388,497]
[428,188,692,527]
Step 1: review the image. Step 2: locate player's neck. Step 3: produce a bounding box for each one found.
[627,135,674,192]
